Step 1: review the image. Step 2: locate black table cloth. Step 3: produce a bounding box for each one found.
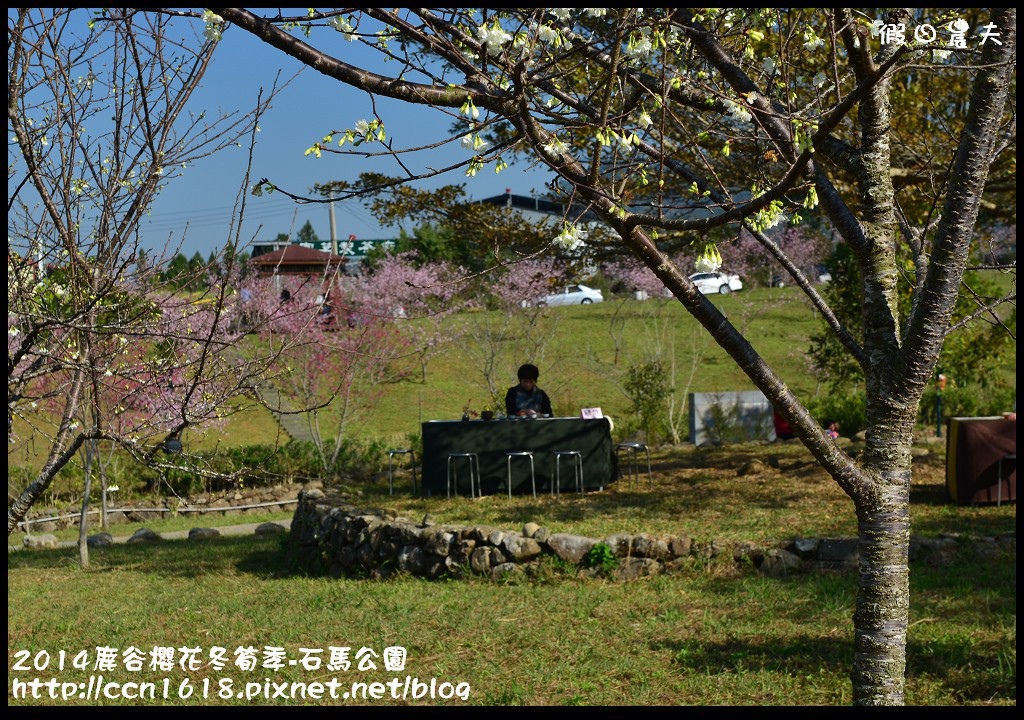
[420,417,617,496]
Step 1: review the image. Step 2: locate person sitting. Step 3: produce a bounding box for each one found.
[824,419,840,439]
[505,363,553,418]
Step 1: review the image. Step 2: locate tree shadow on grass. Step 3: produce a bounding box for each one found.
[655,633,1013,704]
[8,534,310,580]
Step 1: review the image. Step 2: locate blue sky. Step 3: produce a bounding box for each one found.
[142,24,553,261]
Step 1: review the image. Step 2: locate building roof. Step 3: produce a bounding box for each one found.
[478,192,601,223]
[248,244,346,270]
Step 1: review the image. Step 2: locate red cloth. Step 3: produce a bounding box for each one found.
[773,409,794,440]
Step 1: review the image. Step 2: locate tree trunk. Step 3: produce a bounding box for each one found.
[851,476,911,704]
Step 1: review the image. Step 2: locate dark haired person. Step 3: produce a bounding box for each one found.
[505,363,553,418]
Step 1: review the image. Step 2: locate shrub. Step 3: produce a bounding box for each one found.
[583,542,619,573]
[624,360,671,444]
[806,389,867,437]
[919,383,1016,427]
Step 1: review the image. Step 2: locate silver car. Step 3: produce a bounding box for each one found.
[689,271,743,295]
[529,283,604,307]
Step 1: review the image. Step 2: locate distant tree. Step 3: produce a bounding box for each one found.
[187,251,207,290]
[163,253,190,287]
[7,8,289,545]
[207,250,221,278]
[355,253,465,382]
[314,176,557,273]
[296,219,319,245]
[243,273,408,473]
[720,226,830,287]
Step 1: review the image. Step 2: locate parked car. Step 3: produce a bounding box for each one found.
[689,271,743,295]
[525,283,604,307]
[769,274,787,288]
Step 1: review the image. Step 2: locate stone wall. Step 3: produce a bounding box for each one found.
[289,488,1016,581]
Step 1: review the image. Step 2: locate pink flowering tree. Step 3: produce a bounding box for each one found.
[465,256,567,409]
[7,9,290,542]
[719,226,830,287]
[245,269,410,473]
[354,252,466,382]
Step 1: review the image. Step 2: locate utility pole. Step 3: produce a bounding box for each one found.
[329,189,338,256]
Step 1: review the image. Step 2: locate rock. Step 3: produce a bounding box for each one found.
[188,527,222,541]
[546,533,597,565]
[501,534,542,561]
[759,548,804,577]
[255,522,287,536]
[614,557,662,580]
[23,534,59,549]
[87,533,115,547]
[737,459,769,476]
[127,528,162,543]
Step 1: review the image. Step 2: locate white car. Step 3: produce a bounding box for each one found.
[689,271,743,295]
[527,283,604,307]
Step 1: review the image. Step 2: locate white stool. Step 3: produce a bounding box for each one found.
[616,441,653,488]
[552,451,584,496]
[446,453,480,498]
[505,451,536,498]
[387,449,417,496]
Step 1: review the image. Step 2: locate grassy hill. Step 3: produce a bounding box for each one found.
[253,287,831,448]
[9,284,1015,471]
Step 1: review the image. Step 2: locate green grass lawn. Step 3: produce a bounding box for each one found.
[9,458,1016,707]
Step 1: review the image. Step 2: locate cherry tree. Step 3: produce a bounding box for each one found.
[466,256,568,407]
[6,8,295,538]
[354,252,465,382]
[199,8,1013,705]
[243,274,408,473]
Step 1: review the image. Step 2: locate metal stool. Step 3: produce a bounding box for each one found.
[387,449,417,496]
[616,441,653,488]
[446,452,480,498]
[552,451,584,496]
[505,451,536,498]
[997,453,1015,507]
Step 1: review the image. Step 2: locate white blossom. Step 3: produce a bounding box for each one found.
[461,134,490,152]
[625,35,654,60]
[536,24,559,44]
[477,22,512,56]
[328,16,357,41]
[802,29,825,51]
[542,136,569,157]
[694,243,722,273]
[723,99,752,124]
[637,111,653,130]
[202,10,224,42]
[554,223,588,251]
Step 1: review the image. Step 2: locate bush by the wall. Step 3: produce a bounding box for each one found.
[806,389,867,436]
[919,383,1016,427]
